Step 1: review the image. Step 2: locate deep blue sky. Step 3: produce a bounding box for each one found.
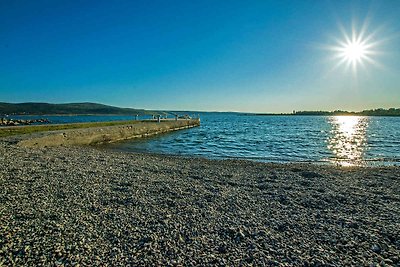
[1,0,399,112]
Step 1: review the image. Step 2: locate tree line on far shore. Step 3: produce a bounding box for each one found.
[293,108,400,116]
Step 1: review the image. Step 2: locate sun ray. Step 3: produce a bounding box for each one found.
[327,18,383,75]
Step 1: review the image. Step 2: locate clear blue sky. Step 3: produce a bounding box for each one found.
[1,0,399,112]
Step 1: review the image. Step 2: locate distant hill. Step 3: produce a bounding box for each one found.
[0,102,152,115]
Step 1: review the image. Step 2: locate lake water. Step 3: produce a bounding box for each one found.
[8,113,400,166]
[106,113,400,166]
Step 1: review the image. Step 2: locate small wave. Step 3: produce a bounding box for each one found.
[106,114,400,166]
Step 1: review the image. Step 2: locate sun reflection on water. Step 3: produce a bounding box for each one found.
[327,116,369,166]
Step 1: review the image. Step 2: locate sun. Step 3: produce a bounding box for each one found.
[334,32,374,71]
[326,20,382,74]
[341,40,368,63]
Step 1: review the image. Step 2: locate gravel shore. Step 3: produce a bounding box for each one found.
[1,139,399,266]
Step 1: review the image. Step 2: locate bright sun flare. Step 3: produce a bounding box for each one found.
[327,20,381,74]
[342,41,368,63]
[335,35,374,71]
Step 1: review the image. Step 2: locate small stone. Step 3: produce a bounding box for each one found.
[217,245,227,254]
[371,244,381,253]
[383,259,393,264]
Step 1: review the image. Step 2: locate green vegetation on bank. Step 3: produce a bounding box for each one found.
[254,108,400,116]
[0,102,152,115]
[293,108,400,116]
[0,120,141,138]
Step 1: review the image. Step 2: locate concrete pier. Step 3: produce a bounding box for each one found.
[18,119,200,147]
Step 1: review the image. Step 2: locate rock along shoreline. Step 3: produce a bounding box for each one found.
[0,126,399,266]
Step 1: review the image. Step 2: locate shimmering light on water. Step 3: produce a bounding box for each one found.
[105,114,400,166]
[327,116,369,166]
[9,114,400,166]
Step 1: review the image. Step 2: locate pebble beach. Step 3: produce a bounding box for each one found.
[1,138,399,266]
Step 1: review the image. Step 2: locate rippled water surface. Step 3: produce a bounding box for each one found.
[107,114,400,166]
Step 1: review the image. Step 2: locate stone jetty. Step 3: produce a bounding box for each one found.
[18,119,200,147]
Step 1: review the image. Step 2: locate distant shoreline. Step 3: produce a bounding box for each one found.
[6,112,400,117]
[251,113,400,117]
[2,102,399,117]
[249,108,400,117]
[5,113,147,117]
